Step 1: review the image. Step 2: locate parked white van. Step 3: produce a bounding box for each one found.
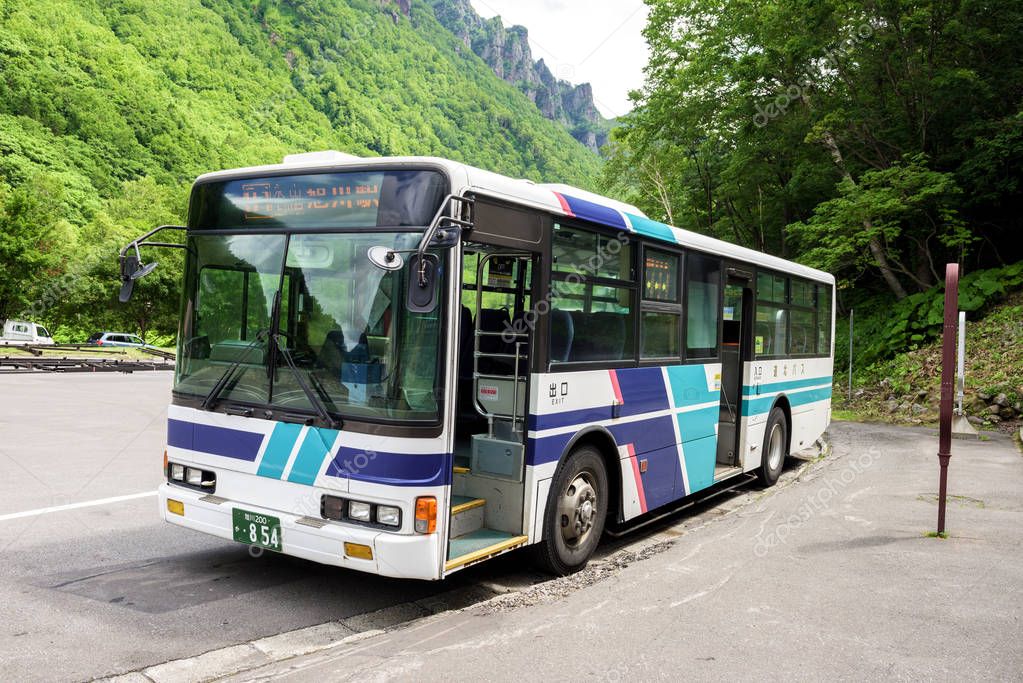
[1,320,55,346]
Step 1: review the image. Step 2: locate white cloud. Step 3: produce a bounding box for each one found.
[468,0,649,118]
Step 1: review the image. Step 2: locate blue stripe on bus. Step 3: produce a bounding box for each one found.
[742,386,833,416]
[167,419,263,462]
[561,194,628,230]
[615,366,671,417]
[742,376,833,396]
[324,448,451,487]
[286,427,340,485]
[256,422,303,479]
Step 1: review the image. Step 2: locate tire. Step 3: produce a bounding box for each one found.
[757,406,789,487]
[535,445,609,576]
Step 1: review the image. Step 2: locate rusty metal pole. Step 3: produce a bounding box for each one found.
[937,264,959,535]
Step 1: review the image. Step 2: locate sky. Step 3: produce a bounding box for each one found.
[468,0,650,119]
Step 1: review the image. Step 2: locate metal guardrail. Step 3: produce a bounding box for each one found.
[0,356,174,373]
[0,343,175,360]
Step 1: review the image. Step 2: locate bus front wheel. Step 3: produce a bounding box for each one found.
[757,406,788,486]
[535,445,608,576]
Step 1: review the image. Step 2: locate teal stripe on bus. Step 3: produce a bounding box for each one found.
[286,427,340,485]
[626,213,677,243]
[256,422,303,479]
[742,375,833,396]
[742,386,833,416]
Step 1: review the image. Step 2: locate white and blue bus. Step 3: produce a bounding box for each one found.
[119,151,834,580]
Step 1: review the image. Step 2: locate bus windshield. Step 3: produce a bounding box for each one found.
[174,231,444,423]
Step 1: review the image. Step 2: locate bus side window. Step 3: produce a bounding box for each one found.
[685,253,720,359]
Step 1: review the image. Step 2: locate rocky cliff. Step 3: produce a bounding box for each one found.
[427,0,612,153]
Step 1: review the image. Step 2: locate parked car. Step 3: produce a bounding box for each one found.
[86,332,153,348]
[1,320,55,346]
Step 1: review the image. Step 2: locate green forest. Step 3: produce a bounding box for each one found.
[0,0,1020,365]
[0,0,599,340]
[604,0,1022,367]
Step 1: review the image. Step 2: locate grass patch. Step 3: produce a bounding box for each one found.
[925,531,949,539]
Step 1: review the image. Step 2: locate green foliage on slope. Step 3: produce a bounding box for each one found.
[0,0,599,338]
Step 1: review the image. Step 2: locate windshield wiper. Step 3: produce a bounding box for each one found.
[201,330,269,411]
[273,334,341,430]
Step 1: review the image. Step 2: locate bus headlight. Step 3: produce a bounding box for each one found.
[185,467,203,486]
[376,505,400,527]
[348,501,372,522]
[167,461,216,491]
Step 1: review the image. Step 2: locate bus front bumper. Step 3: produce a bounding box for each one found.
[157,484,442,580]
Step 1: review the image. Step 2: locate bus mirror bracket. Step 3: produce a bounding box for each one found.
[117,225,187,303]
[404,195,474,313]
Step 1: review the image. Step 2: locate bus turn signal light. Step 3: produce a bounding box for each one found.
[414,496,437,534]
[167,499,184,516]
[344,542,373,560]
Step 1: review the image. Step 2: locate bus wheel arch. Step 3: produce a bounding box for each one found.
[757,397,791,487]
[559,427,621,526]
[534,429,617,576]
[773,395,793,453]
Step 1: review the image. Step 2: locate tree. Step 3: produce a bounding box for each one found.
[0,174,73,320]
[603,0,1023,298]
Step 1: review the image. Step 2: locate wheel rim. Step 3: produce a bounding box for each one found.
[767,423,784,471]
[557,471,598,549]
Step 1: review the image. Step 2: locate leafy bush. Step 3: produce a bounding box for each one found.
[839,262,1023,370]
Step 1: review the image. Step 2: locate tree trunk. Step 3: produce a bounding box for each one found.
[818,130,908,300]
[868,231,909,299]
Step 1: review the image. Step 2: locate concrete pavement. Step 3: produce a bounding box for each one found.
[220,421,1023,681]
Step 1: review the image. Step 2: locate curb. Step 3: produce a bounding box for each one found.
[96,590,487,683]
[99,439,834,683]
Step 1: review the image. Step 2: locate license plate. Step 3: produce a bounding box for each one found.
[232,508,282,552]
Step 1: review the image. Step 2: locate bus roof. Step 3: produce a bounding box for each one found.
[195,152,834,285]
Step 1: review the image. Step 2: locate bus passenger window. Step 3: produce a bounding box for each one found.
[685,253,720,359]
[550,223,635,364]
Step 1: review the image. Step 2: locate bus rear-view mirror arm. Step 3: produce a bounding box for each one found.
[117,225,188,303]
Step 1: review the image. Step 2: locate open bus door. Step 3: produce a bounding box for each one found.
[717,266,754,472]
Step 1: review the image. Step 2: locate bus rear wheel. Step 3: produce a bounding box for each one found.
[757,406,788,487]
[535,445,608,576]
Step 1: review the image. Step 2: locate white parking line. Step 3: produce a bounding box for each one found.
[0,491,157,522]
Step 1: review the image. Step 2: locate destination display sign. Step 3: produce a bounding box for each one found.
[238,175,382,222]
[190,170,447,230]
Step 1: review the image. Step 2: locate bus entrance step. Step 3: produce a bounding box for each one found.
[450,496,486,537]
[445,528,528,572]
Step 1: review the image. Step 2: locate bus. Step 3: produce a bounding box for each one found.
[119,150,834,580]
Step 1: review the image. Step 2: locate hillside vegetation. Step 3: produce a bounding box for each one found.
[0,0,600,339]
[833,267,1023,432]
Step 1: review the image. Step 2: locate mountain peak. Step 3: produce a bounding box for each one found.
[426,0,612,153]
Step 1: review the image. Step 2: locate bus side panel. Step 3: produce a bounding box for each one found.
[524,362,723,536]
[739,356,834,472]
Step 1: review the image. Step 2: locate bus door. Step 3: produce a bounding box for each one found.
[717,267,754,471]
[444,200,545,571]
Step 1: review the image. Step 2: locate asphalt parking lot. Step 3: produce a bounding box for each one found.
[7,373,1011,682]
[0,373,782,681]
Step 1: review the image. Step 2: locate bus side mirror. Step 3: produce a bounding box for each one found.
[406,254,440,313]
[119,254,139,302]
[116,225,186,303]
[118,253,159,303]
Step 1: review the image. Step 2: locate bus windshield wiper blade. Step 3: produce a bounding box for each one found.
[273,334,340,429]
[201,330,269,410]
